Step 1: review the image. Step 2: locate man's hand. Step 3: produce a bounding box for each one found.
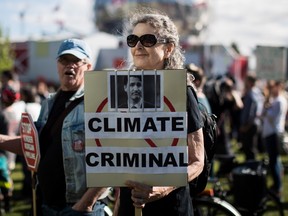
[72,187,108,212]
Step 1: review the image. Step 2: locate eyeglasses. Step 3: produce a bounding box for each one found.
[127,34,168,47]
[58,57,87,67]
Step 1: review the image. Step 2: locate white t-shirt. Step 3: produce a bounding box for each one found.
[262,95,288,138]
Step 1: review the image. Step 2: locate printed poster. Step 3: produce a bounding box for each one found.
[84,69,188,187]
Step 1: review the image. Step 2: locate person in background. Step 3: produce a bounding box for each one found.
[1,85,22,174]
[1,70,21,93]
[0,38,107,216]
[0,70,23,213]
[1,70,25,171]
[19,84,42,198]
[36,80,50,105]
[204,75,243,176]
[261,80,288,200]
[114,8,204,216]
[186,63,215,178]
[239,74,262,161]
[20,84,41,121]
[185,63,211,113]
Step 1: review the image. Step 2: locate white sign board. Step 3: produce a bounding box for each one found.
[84,69,188,187]
[255,46,287,80]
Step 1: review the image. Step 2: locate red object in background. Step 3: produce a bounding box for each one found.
[113,57,125,69]
[20,113,40,172]
[229,56,248,80]
[12,42,29,75]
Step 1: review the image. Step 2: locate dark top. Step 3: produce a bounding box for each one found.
[0,112,8,135]
[37,90,75,207]
[118,87,203,216]
[0,112,8,155]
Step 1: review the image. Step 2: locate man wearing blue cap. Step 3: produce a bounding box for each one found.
[0,38,107,216]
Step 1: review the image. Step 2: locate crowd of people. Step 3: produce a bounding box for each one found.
[0,70,53,212]
[203,72,288,200]
[0,6,287,216]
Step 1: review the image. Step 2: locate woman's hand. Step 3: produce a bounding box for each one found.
[125,180,175,208]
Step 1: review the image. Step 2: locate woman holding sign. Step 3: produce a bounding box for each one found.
[114,8,205,216]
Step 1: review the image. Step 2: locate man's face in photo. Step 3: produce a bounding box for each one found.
[124,76,142,101]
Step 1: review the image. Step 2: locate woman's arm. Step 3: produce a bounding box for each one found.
[187,128,205,182]
[125,128,205,208]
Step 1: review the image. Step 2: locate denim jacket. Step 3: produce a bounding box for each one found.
[35,85,86,203]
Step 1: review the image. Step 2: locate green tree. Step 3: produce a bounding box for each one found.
[0,26,14,72]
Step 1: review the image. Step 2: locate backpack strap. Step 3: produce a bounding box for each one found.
[40,95,84,140]
[49,96,84,133]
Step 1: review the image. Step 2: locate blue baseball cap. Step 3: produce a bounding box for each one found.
[57,38,92,60]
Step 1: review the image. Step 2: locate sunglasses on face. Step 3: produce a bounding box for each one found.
[127,34,168,47]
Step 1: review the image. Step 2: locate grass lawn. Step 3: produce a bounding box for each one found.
[3,151,288,215]
[4,162,32,216]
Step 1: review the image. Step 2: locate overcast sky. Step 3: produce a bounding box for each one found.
[0,0,288,56]
[206,0,288,56]
[0,0,95,40]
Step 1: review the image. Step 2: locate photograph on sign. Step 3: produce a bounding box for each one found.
[108,71,163,111]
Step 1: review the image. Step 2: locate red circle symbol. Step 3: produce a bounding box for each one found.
[94,96,179,147]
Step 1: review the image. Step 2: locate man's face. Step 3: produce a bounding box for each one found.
[57,54,92,91]
[124,76,142,101]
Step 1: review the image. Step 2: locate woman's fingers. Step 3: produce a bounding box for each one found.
[125,180,153,208]
[125,180,153,192]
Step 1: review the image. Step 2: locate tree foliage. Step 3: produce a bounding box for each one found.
[0,27,14,72]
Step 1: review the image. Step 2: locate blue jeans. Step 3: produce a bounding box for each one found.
[264,133,283,192]
[42,201,105,216]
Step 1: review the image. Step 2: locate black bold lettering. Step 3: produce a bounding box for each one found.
[156,117,170,131]
[104,118,115,132]
[123,153,139,167]
[172,117,184,131]
[101,153,115,166]
[117,118,122,132]
[149,153,162,167]
[88,118,102,132]
[124,118,140,132]
[179,153,188,166]
[143,118,157,132]
[141,153,146,167]
[163,153,177,167]
[86,152,99,166]
[116,152,121,166]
